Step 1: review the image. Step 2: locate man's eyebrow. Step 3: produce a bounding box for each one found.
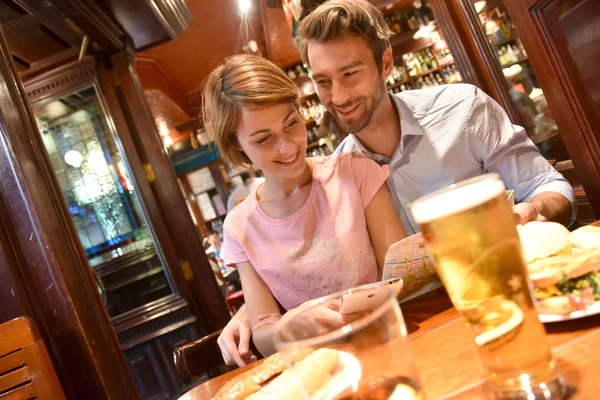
[312,60,364,80]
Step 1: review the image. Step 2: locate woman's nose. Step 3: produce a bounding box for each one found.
[277,136,295,154]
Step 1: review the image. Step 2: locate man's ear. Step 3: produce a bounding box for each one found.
[382,47,394,79]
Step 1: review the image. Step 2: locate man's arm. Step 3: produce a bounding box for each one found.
[467,86,575,225]
[513,192,572,226]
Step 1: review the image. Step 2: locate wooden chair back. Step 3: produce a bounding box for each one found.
[173,329,262,384]
[173,329,228,384]
[0,317,66,399]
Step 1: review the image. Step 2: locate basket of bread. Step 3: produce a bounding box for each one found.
[518,222,600,321]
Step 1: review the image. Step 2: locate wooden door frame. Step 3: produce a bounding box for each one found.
[0,27,138,399]
[502,0,600,216]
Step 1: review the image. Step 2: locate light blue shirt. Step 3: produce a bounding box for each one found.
[335,84,575,235]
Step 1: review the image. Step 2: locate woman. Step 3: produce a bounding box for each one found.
[202,54,405,356]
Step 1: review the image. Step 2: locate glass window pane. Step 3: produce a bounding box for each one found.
[33,86,174,318]
[472,0,570,162]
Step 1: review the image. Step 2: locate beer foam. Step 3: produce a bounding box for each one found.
[411,177,506,224]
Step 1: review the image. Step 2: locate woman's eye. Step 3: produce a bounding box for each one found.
[285,120,299,129]
[256,136,270,145]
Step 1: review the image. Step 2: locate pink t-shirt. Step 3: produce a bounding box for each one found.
[223,153,389,310]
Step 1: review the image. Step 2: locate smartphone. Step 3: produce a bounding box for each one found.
[339,278,404,315]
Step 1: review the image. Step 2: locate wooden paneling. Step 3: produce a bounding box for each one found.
[23,57,95,104]
[503,0,600,218]
[126,344,171,400]
[3,15,69,65]
[94,0,171,51]
[124,324,201,399]
[157,325,199,387]
[0,24,139,399]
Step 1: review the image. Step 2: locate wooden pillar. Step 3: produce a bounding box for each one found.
[0,27,139,400]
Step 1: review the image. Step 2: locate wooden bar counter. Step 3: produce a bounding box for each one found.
[179,286,600,399]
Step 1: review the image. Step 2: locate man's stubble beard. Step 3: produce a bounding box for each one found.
[329,80,387,134]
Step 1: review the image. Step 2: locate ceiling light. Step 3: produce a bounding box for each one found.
[163,135,174,149]
[64,150,83,168]
[239,0,251,12]
[474,1,487,13]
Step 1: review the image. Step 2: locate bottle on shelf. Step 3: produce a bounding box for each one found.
[407,8,418,30]
[422,1,435,24]
[190,131,200,149]
[451,64,462,82]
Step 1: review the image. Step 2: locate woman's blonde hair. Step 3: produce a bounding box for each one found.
[297,0,393,71]
[202,55,300,167]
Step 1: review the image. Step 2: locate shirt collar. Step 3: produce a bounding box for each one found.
[348,93,423,163]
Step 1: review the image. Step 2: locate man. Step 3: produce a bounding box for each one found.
[226,173,265,212]
[217,0,574,367]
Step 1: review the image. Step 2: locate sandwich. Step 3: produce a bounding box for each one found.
[518,222,600,315]
[528,248,600,315]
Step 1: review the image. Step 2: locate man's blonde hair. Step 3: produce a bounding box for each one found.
[297,0,394,70]
[202,55,300,167]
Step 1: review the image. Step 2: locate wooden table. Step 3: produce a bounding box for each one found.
[179,287,600,399]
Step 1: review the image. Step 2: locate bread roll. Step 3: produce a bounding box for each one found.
[246,348,340,400]
[571,225,600,250]
[518,222,571,263]
[215,348,313,400]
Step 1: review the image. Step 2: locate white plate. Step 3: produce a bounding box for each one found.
[538,300,600,323]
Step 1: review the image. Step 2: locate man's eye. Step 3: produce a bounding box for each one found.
[345,71,357,77]
[316,79,329,86]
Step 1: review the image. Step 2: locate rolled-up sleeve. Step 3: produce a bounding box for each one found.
[466,86,575,221]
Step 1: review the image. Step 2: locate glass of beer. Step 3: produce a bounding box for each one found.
[272,286,423,399]
[410,173,566,399]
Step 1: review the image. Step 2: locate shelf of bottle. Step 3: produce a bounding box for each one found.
[491,36,519,48]
[304,118,317,127]
[300,91,319,101]
[500,57,529,69]
[307,141,324,151]
[387,62,456,89]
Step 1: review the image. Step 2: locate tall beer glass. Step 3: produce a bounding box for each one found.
[410,174,566,399]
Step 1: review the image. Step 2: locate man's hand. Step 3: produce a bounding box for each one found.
[217,305,257,367]
[513,202,548,225]
[513,192,572,226]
